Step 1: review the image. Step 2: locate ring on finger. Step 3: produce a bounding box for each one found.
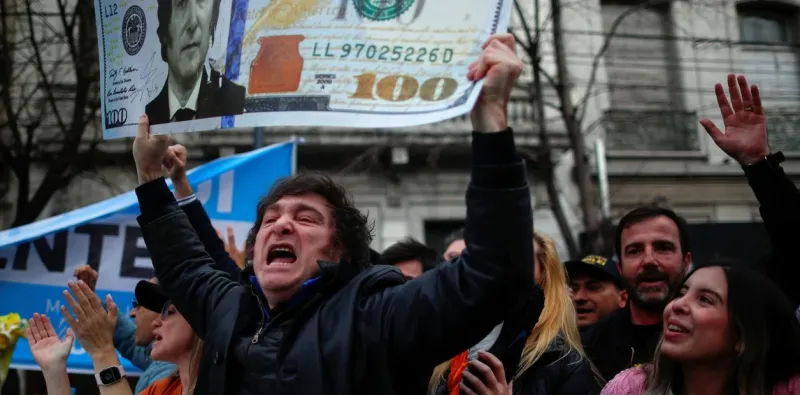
[744,106,754,111]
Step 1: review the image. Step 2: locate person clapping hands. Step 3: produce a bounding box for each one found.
[26,280,131,395]
[25,313,73,395]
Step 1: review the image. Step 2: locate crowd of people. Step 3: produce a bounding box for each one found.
[20,33,800,395]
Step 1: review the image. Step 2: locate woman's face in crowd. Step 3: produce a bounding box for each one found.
[661,266,733,361]
[150,303,195,362]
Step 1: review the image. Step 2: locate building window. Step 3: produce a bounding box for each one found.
[737,4,797,45]
[603,110,700,151]
[601,1,691,151]
[763,109,800,151]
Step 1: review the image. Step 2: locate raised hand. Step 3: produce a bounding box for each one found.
[163,144,193,198]
[218,225,247,270]
[25,313,73,373]
[467,33,524,133]
[60,280,118,358]
[699,74,769,165]
[133,114,170,184]
[163,144,188,182]
[73,264,99,292]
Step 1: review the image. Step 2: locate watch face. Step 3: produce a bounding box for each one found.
[100,368,120,384]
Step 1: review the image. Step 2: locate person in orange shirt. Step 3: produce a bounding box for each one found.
[134,280,203,395]
[25,280,202,395]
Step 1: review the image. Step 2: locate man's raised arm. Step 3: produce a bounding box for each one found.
[360,34,538,370]
[164,144,242,278]
[131,116,241,338]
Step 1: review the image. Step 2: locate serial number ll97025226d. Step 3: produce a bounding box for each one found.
[311,42,454,64]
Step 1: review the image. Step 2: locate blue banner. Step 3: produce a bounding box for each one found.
[0,140,297,374]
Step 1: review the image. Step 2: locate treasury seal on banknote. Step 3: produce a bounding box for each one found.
[354,0,415,21]
[122,5,146,56]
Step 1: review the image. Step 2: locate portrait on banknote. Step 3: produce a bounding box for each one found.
[144,0,246,125]
[96,0,514,139]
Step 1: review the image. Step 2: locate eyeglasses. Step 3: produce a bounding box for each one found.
[160,301,177,320]
[131,299,139,309]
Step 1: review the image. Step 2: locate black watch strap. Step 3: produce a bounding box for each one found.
[742,151,785,175]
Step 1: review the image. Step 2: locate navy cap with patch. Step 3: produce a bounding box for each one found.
[564,254,624,289]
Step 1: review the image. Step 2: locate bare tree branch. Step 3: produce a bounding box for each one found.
[515,0,579,257]
[3,0,106,227]
[0,0,23,154]
[55,0,78,62]
[25,0,67,133]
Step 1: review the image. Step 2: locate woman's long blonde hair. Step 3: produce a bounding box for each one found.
[185,336,204,395]
[428,231,587,392]
[168,333,204,395]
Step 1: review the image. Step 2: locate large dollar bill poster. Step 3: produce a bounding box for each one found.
[95,0,513,139]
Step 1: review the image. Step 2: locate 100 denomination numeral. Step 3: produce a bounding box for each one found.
[351,73,458,102]
[105,108,128,127]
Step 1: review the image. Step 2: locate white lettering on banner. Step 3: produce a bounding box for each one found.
[0,215,251,290]
[45,298,62,314]
[218,171,234,214]
[194,170,235,211]
[197,180,212,205]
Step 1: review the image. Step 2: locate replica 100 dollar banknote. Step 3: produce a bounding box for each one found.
[95,0,513,139]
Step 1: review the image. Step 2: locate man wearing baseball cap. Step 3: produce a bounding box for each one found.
[565,254,628,329]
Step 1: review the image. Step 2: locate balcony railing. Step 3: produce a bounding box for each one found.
[603,109,701,152]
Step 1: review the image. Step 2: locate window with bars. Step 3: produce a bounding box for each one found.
[600,1,690,151]
[603,109,701,151]
[737,3,797,45]
[765,110,800,151]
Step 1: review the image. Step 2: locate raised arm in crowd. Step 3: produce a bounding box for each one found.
[579,75,800,395]
[129,33,539,395]
[61,142,242,394]
[699,77,800,307]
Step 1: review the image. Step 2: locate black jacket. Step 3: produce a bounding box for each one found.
[145,68,246,125]
[434,334,601,395]
[579,307,658,382]
[135,130,537,395]
[580,156,800,383]
[179,198,241,279]
[746,155,800,308]
[509,339,602,395]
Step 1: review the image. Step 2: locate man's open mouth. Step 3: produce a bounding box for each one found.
[575,307,594,315]
[267,244,297,265]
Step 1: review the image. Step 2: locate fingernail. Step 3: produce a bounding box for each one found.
[139,114,147,121]
[78,280,84,285]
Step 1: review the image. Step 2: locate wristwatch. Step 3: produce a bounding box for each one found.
[95,365,126,386]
